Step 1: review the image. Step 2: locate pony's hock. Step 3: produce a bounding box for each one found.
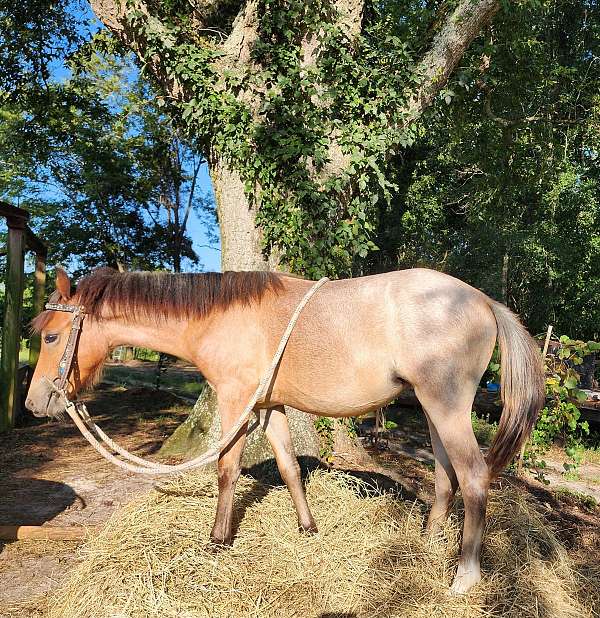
[26,266,546,594]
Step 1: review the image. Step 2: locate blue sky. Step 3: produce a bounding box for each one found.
[49,2,222,273]
[189,164,221,271]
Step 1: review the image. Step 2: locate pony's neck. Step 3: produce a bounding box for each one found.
[101,316,199,362]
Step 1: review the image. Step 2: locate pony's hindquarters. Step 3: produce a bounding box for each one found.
[409,285,544,593]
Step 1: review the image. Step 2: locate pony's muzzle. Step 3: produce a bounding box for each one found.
[26,377,68,418]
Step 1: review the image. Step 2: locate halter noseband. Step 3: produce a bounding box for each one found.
[44,302,86,397]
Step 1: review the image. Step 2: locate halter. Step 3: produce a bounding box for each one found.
[44,302,86,396]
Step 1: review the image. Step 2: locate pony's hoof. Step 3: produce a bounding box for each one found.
[206,537,233,554]
[448,569,481,595]
[299,522,318,534]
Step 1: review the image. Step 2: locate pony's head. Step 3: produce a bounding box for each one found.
[26,268,108,418]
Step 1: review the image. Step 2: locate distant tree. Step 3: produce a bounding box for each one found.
[0,40,214,276]
[0,0,86,101]
[125,73,214,272]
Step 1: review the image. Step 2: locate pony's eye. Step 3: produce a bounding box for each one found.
[44,334,59,344]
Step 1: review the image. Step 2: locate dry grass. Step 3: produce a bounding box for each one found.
[45,470,598,618]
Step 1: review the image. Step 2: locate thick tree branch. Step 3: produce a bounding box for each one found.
[319,0,500,181]
[89,0,185,100]
[400,0,501,129]
[90,0,235,34]
[221,0,259,65]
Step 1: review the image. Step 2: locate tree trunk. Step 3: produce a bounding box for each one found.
[160,159,321,467]
[213,162,271,271]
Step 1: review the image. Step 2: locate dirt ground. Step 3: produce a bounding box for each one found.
[0,384,189,616]
[0,384,599,618]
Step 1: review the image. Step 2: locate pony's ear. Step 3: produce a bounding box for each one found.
[55,267,72,300]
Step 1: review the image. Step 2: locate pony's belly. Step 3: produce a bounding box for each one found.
[274,373,406,418]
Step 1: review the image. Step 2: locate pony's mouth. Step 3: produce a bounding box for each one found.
[26,378,69,419]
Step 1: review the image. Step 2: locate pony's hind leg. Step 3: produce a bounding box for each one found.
[424,412,459,535]
[261,407,317,533]
[209,389,250,546]
[416,386,489,595]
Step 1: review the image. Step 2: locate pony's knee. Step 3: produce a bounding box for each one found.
[217,464,241,490]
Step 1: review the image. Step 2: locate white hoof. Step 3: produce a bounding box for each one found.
[449,569,481,595]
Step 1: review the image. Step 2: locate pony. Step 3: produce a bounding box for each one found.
[26,266,545,594]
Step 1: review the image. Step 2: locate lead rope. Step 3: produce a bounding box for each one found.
[53,277,328,476]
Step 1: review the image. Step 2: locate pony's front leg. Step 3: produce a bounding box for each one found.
[261,407,317,533]
[209,390,250,546]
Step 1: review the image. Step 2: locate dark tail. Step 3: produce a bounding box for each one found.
[486,301,546,479]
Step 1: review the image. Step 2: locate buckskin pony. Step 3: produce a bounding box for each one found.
[26,267,545,594]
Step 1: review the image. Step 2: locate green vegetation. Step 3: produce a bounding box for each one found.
[553,487,598,512]
[523,337,600,478]
[367,1,600,340]
[471,413,497,447]
[314,417,336,463]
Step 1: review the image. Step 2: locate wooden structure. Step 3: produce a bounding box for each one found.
[0,525,92,541]
[0,202,47,432]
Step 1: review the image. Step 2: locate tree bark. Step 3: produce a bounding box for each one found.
[212,161,272,271]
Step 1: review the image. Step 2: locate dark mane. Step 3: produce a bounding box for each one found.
[32,268,284,331]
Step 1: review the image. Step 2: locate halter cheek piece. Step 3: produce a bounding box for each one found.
[43,302,86,399]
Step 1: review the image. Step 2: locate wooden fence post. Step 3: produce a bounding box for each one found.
[0,220,26,431]
[28,248,47,368]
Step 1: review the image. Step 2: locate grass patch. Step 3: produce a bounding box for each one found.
[103,365,204,398]
[553,487,599,512]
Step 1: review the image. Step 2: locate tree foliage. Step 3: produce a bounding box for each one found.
[0,0,87,101]
[367,0,600,338]
[98,0,499,277]
[0,32,213,276]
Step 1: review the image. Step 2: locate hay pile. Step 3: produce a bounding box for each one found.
[49,470,598,618]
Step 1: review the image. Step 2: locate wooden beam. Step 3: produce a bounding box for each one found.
[0,201,29,218]
[0,201,29,227]
[25,226,47,256]
[0,525,93,541]
[29,250,47,367]
[0,224,26,432]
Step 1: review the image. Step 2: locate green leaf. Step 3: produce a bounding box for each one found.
[564,376,578,390]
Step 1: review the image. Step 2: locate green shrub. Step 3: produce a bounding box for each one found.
[524,335,600,478]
